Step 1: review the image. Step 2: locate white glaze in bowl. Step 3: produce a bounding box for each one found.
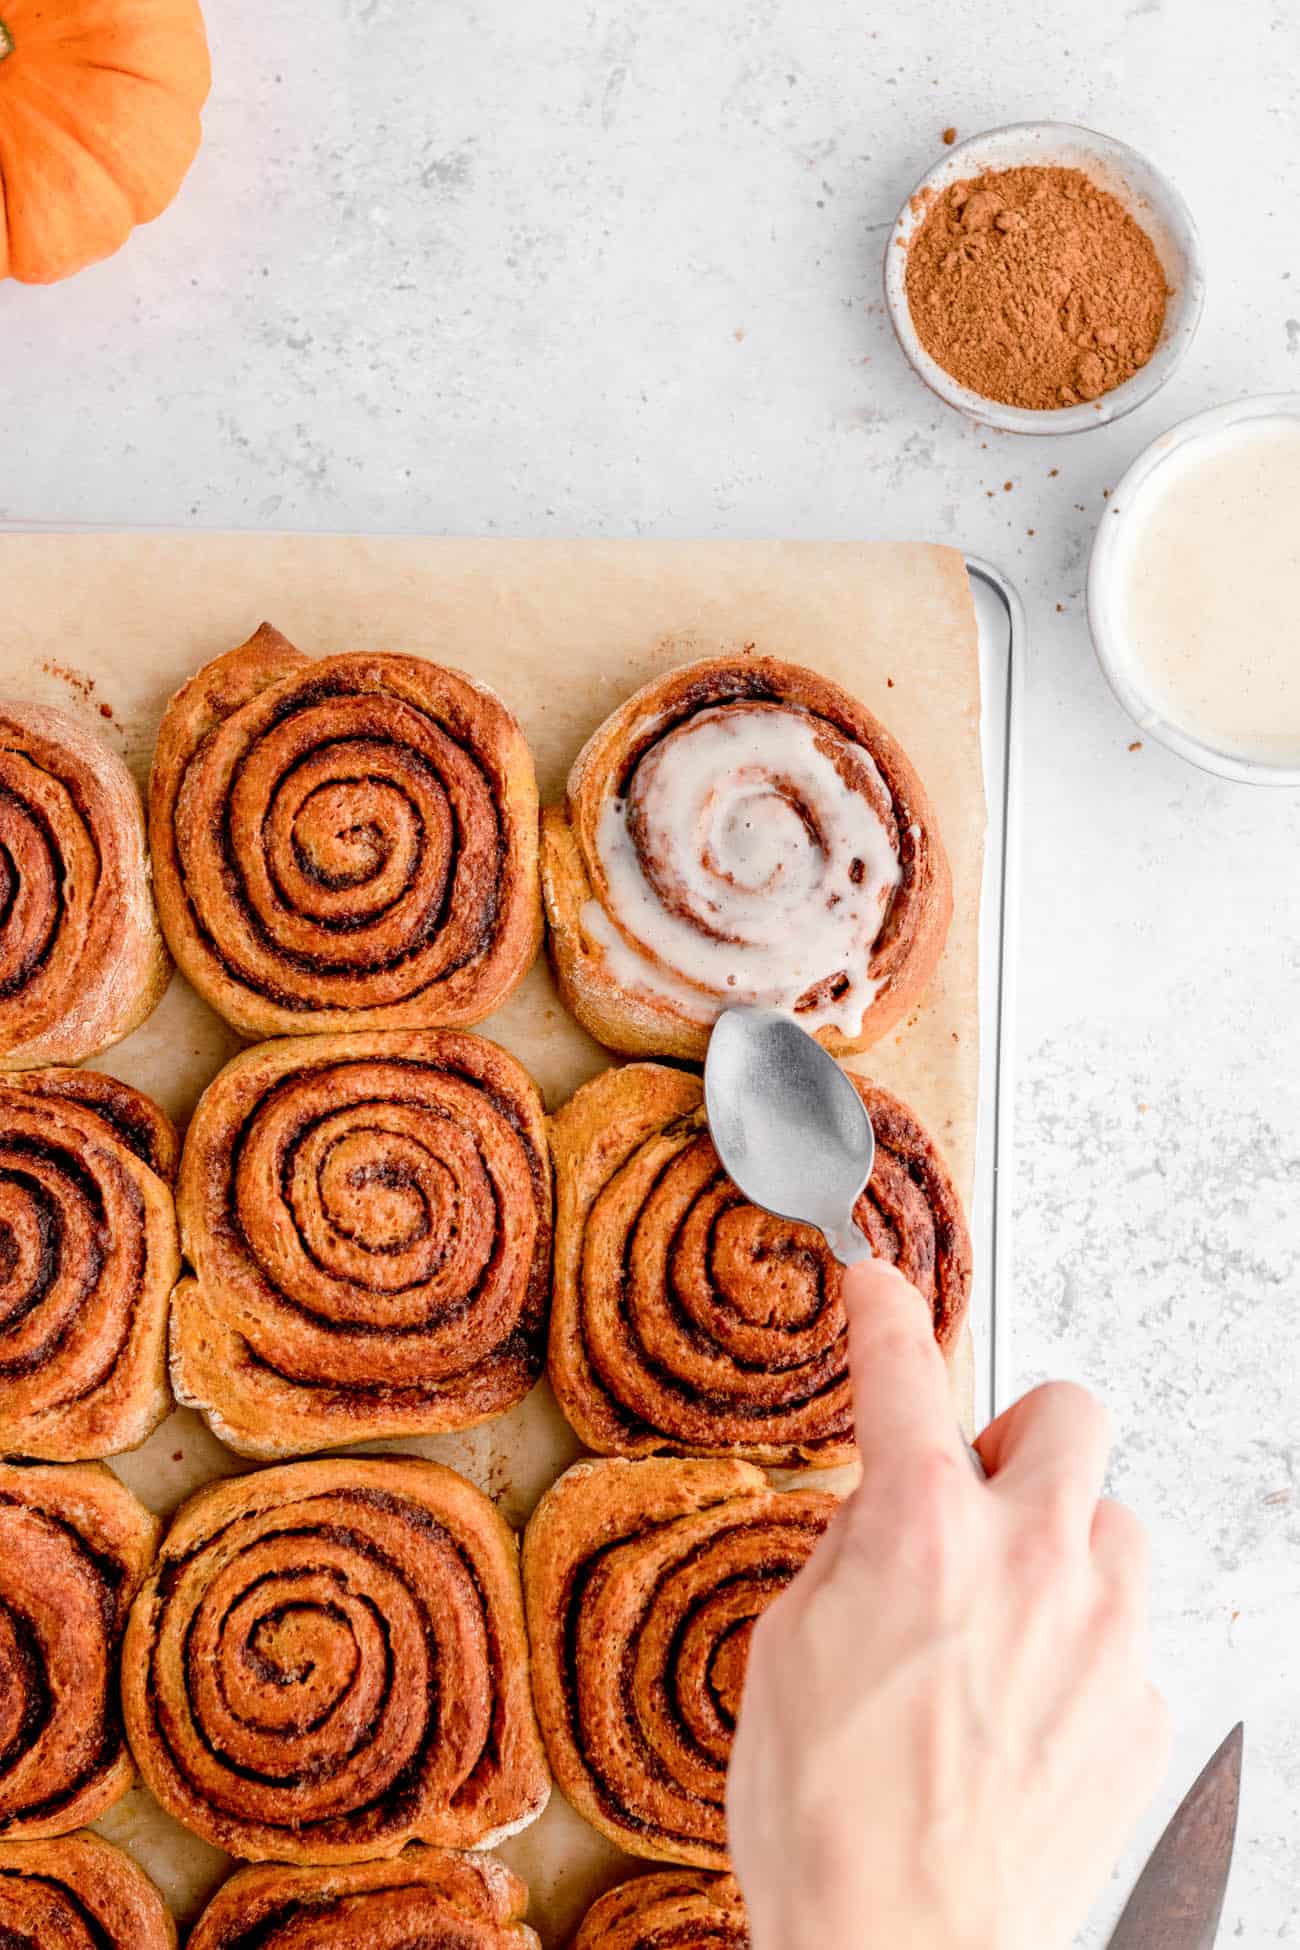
[1088,393,1300,786]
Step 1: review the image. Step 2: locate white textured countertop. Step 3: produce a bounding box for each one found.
[2,0,1297,1937]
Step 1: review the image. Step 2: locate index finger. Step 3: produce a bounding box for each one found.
[843,1259,966,1478]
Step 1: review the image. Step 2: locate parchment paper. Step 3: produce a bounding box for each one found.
[0,534,983,1946]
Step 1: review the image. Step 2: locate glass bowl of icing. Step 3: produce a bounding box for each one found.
[1088,394,1300,784]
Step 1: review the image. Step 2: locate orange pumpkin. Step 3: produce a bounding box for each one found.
[0,0,211,284]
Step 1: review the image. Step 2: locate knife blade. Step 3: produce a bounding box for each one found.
[1105,1723,1243,1950]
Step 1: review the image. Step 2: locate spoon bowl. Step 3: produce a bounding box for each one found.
[703,1007,875,1263]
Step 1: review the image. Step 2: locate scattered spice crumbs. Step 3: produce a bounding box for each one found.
[99,702,114,719]
[941,126,957,145]
[172,1450,184,1462]
[1049,467,1059,477]
[41,659,95,700]
[1003,480,1013,491]
[1129,740,1143,751]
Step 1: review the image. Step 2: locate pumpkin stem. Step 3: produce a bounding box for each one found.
[0,18,12,59]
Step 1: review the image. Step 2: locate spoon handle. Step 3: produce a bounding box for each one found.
[829,1221,875,1265]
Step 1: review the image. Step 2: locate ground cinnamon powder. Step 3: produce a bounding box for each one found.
[904,165,1168,409]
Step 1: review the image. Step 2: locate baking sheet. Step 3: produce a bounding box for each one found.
[967,559,1021,1428]
[0,533,993,1945]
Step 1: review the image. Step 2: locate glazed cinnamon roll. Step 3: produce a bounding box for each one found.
[574,1871,748,1950]
[121,1457,550,1862]
[0,1462,159,1839]
[149,624,541,1038]
[189,1850,538,1950]
[548,1063,970,1466]
[0,701,169,1069]
[524,1458,835,1867]
[0,1833,174,1949]
[170,1030,551,1458]
[541,656,951,1059]
[0,1072,179,1460]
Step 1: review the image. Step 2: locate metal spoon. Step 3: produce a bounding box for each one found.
[704,1005,878,1265]
[704,1005,986,1478]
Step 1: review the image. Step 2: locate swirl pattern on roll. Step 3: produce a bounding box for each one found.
[548,1063,971,1467]
[524,1458,834,1867]
[0,1833,174,1949]
[171,1030,551,1458]
[149,625,541,1038]
[121,1457,550,1862]
[0,1072,179,1461]
[0,1463,159,1839]
[0,701,169,1070]
[541,656,951,1059]
[574,1871,749,1950]
[189,1849,539,1950]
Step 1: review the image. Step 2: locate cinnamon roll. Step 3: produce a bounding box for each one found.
[149,624,541,1038]
[0,1833,174,1949]
[541,656,951,1059]
[189,1850,538,1950]
[524,1458,835,1867]
[170,1030,551,1458]
[574,1871,748,1950]
[0,701,168,1069]
[548,1063,970,1466]
[121,1457,550,1862]
[0,1072,179,1461]
[0,1461,159,1838]
[4,1066,179,1182]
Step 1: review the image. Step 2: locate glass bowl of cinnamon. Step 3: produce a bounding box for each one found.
[883,122,1205,436]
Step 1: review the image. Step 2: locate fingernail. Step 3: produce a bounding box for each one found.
[843,1261,926,1308]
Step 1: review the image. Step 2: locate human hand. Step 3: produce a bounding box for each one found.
[727,1260,1170,1950]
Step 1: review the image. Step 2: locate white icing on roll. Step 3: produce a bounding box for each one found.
[583,703,901,1036]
